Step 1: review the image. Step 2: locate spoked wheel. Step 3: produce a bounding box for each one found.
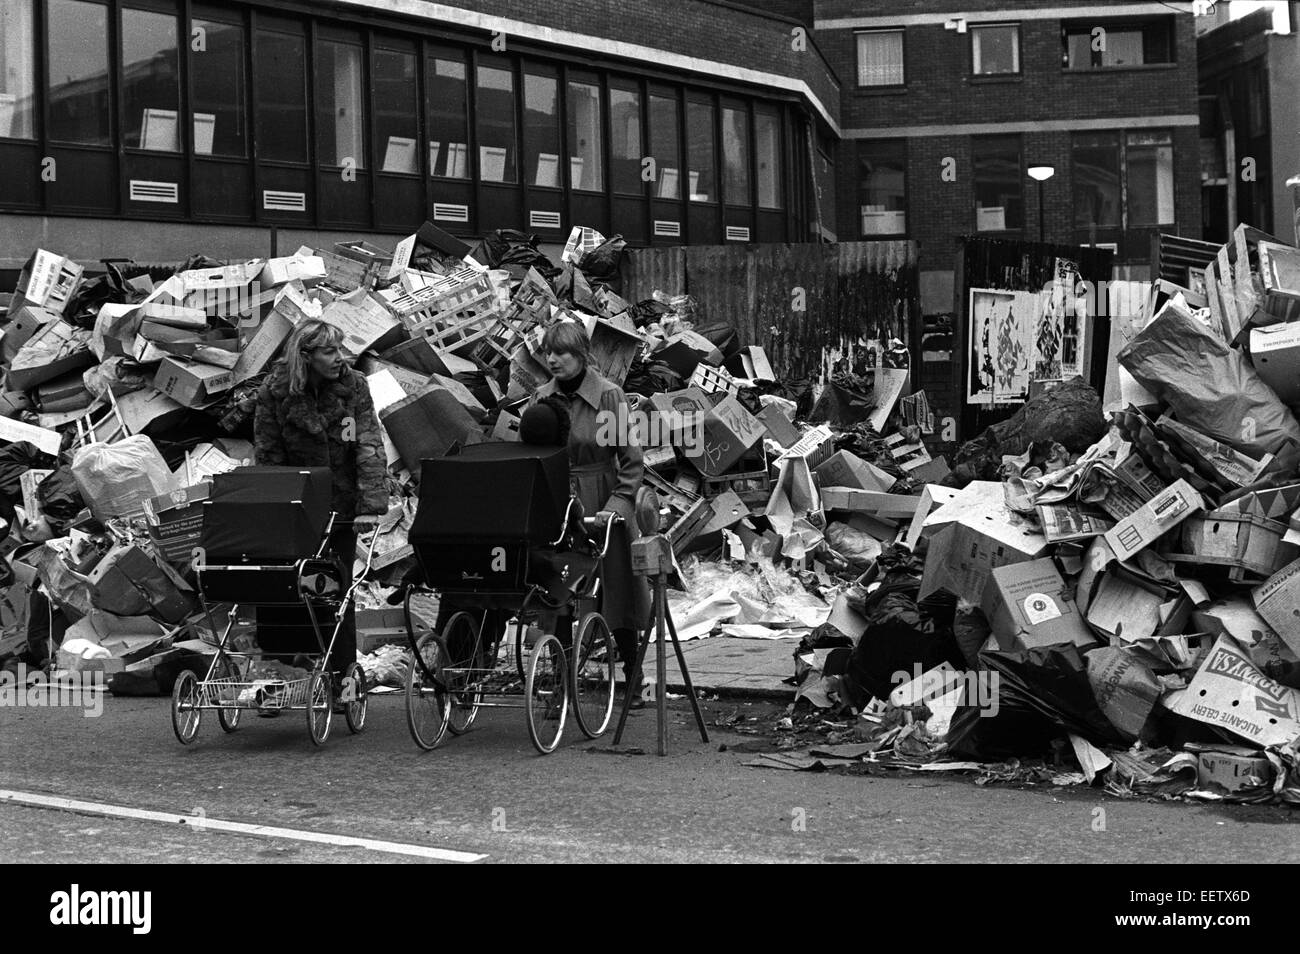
[171,670,201,745]
[571,613,615,739]
[306,670,333,747]
[525,634,570,754]
[216,657,242,733]
[442,611,484,736]
[343,661,367,734]
[405,630,451,751]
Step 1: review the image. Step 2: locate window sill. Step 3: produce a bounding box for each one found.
[1062,63,1179,75]
[968,74,1023,84]
[854,86,908,96]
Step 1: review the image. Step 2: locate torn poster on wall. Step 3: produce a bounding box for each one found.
[968,288,1035,405]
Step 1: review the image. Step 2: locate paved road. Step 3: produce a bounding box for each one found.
[1,692,1296,863]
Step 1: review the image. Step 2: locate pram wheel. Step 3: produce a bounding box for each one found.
[171,670,201,745]
[572,613,615,739]
[306,670,333,746]
[216,657,243,732]
[406,631,451,750]
[442,611,483,735]
[525,634,569,754]
[343,661,367,734]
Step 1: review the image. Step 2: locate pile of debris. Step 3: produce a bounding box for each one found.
[775,223,1300,805]
[0,223,927,691]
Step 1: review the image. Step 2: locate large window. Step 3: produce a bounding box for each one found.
[1064,19,1174,69]
[1126,131,1174,226]
[476,62,516,183]
[856,29,904,87]
[610,82,642,195]
[0,1,37,139]
[191,18,246,157]
[648,92,680,200]
[523,69,559,187]
[858,139,906,236]
[47,0,111,145]
[755,106,781,209]
[1072,132,1122,227]
[973,135,1022,231]
[972,24,1019,76]
[373,44,417,173]
[121,8,180,152]
[721,103,750,206]
[566,77,602,192]
[254,29,307,163]
[686,97,715,202]
[427,55,468,178]
[314,37,364,168]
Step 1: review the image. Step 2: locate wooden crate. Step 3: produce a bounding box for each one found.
[1164,510,1299,582]
[309,246,378,293]
[702,465,772,506]
[690,362,738,397]
[378,267,502,361]
[665,496,714,555]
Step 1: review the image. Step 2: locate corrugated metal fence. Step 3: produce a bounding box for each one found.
[621,241,920,383]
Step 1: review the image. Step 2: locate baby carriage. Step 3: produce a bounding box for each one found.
[403,442,620,754]
[170,467,377,747]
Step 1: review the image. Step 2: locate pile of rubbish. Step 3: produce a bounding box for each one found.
[773,223,1300,806]
[0,223,923,693]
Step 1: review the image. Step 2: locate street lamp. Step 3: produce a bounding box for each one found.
[1028,165,1055,244]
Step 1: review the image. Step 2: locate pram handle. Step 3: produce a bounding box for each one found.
[582,512,621,560]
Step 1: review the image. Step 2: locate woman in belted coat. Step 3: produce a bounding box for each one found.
[530,321,650,694]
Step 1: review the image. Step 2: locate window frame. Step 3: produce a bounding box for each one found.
[970,22,1021,78]
[425,47,470,181]
[971,133,1023,232]
[1061,17,1176,71]
[855,28,905,89]
[46,0,114,148]
[856,138,908,238]
[189,9,250,160]
[1070,128,1176,231]
[0,0,39,141]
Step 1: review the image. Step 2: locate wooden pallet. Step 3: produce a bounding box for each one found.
[377,267,503,361]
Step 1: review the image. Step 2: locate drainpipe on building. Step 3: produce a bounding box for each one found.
[1220,93,1236,233]
[805,117,823,242]
[1288,175,1300,245]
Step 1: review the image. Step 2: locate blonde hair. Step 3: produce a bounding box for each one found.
[284,319,345,394]
[541,321,591,369]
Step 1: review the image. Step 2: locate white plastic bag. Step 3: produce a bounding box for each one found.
[71,435,175,522]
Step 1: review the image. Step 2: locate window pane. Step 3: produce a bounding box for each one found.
[972,25,1018,75]
[722,104,750,205]
[374,47,417,173]
[255,30,307,163]
[427,56,468,178]
[47,0,110,145]
[566,79,602,192]
[610,84,642,195]
[192,19,246,157]
[0,1,38,139]
[477,63,516,183]
[649,94,680,199]
[686,98,715,202]
[755,108,781,209]
[973,135,1021,230]
[856,31,903,86]
[1065,20,1172,68]
[858,140,906,235]
[1127,133,1174,226]
[523,71,559,187]
[122,9,180,152]
[1072,133,1120,227]
[314,39,364,168]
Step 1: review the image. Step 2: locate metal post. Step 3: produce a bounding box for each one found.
[655,569,667,757]
[1038,178,1046,245]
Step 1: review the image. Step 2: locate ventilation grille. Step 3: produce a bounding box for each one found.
[433,203,470,223]
[129,180,179,204]
[725,226,751,242]
[263,190,306,212]
[653,220,681,238]
[529,210,562,229]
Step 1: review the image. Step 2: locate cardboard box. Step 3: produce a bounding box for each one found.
[821,488,920,518]
[589,317,642,388]
[322,298,402,359]
[13,249,83,316]
[868,367,910,433]
[1252,558,1300,656]
[113,388,188,436]
[492,409,521,442]
[385,222,471,279]
[1251,323,1300,405]
[904,484,962,552]
[1084,566,1191,643]
[815,450,896,493]
[154,357,233,408]
[379,389,481,472]
[656,331,723,378]
[775,424,834,469]
[260,254,327,288]
[86,544,195,624]
[1167,634,1300,747]
[919,482,1048,600]
[356,608,412,654]
[1103,478,1201,562]
[724,345,775,383]
[232,308,294,383]
[8,320,95,391]
[757,404,801,448]
[683,394,765,478]
[2,304,57,362]
[649,387,712,449]
[981,558,1098,652]
[1195,749,1275,794]
[144,482,212,565]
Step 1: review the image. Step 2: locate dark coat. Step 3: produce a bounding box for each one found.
[252,362,388,519]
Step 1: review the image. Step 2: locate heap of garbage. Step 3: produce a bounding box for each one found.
[0,222,923,696]
[772,224,1300,805]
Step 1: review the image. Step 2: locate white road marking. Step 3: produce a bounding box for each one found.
[0,789,486,863]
